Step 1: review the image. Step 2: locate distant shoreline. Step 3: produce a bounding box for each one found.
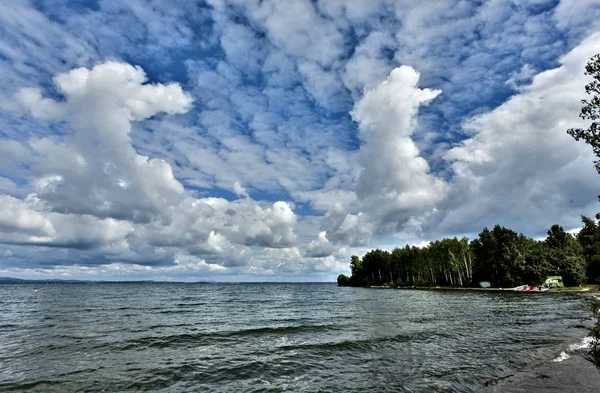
[0,277,335,285]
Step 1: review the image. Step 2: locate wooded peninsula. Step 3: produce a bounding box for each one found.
[337,219,600,289]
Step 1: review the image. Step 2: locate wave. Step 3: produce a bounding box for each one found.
[275,330,451,354]
[232,324,340,336]
[107,324,341,351]
[552,336,595,362]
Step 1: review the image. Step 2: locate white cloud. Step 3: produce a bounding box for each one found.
[506,64,537,90]
[1,61,301,273]
[137,197,297,251]
[233,181,249,198]
[0,195,55,238]
[2,0,600,280]
[0,194,133,250]
[305,231,339,258]
[321,206,373,247]
[14,88,66,120]
[439,32,600,235]
[554,0,600,39]
[247,0,345,67]
[298,61,349,111]
[172,254,228,272]
[351,66,447,231]
[0,140,35,188]
[15,61,192,223]
[342,31,395,95]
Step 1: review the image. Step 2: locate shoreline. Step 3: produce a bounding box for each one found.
[365,285,600,294]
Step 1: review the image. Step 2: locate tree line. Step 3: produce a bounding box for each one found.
[338,218,600,288]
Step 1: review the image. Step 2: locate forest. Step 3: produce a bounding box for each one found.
[337,218,600,288]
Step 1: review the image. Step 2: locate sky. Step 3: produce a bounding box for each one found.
[1,0,600,282]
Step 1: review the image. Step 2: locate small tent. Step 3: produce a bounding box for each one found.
[544,276,564,288]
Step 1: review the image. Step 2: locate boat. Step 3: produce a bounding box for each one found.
[512,285,548,292]
[522,285,539,292]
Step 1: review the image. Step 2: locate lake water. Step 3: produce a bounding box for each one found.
[0,283,599,392]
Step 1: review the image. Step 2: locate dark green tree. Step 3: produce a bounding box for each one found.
[342,224,585,288]
[337,274,350,286]
[545,224,586,286]
[522,238,551,285]
[349,255,364,285]
[546,224,570,249]
[472,225,527,287]
[578,216,600,283]
[361,249,392,285]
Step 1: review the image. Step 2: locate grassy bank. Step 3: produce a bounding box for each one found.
[550,285,599,292]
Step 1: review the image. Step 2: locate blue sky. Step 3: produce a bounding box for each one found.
[1,0,600,281]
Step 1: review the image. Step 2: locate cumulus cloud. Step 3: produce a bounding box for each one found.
[233,181,249,198]
[16,61,192,223]
[352,66,446,232]
[305,231,339,258]
[0,195,55,238]
[0,194,132,250]
[2,61,299,272]
[192,198,297,249]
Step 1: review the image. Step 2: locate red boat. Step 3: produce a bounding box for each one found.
[512,285,548,292]
[522,285,538,292]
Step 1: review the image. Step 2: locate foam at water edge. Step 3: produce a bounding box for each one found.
[553,351,571,362]
[553,336,595,362]
[569,336,594,351]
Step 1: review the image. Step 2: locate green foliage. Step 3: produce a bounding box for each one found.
[471,225,529,288]
[342,223,588,288]
[589,298,600,369]
[545,225,586,286]
[578,216,600,284]
[349,255,364,286]
[568,54,600,174]
[346,237,474,288]
[566,55,600,284]
[522,240,551,285]
[568,56,600,371]
[337,274,350,287]
[361,249,392,286]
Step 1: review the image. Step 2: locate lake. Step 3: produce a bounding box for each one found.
[0,283,599,392]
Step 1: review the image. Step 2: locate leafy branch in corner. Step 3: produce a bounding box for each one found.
[568,54,600,180]
[568,53,600,369]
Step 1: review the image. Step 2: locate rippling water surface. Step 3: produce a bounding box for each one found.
[1,283,599,392]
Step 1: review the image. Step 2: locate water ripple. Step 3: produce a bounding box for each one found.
[0,283,596,393]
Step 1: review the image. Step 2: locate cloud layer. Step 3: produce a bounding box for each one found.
[1,0,600,280]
